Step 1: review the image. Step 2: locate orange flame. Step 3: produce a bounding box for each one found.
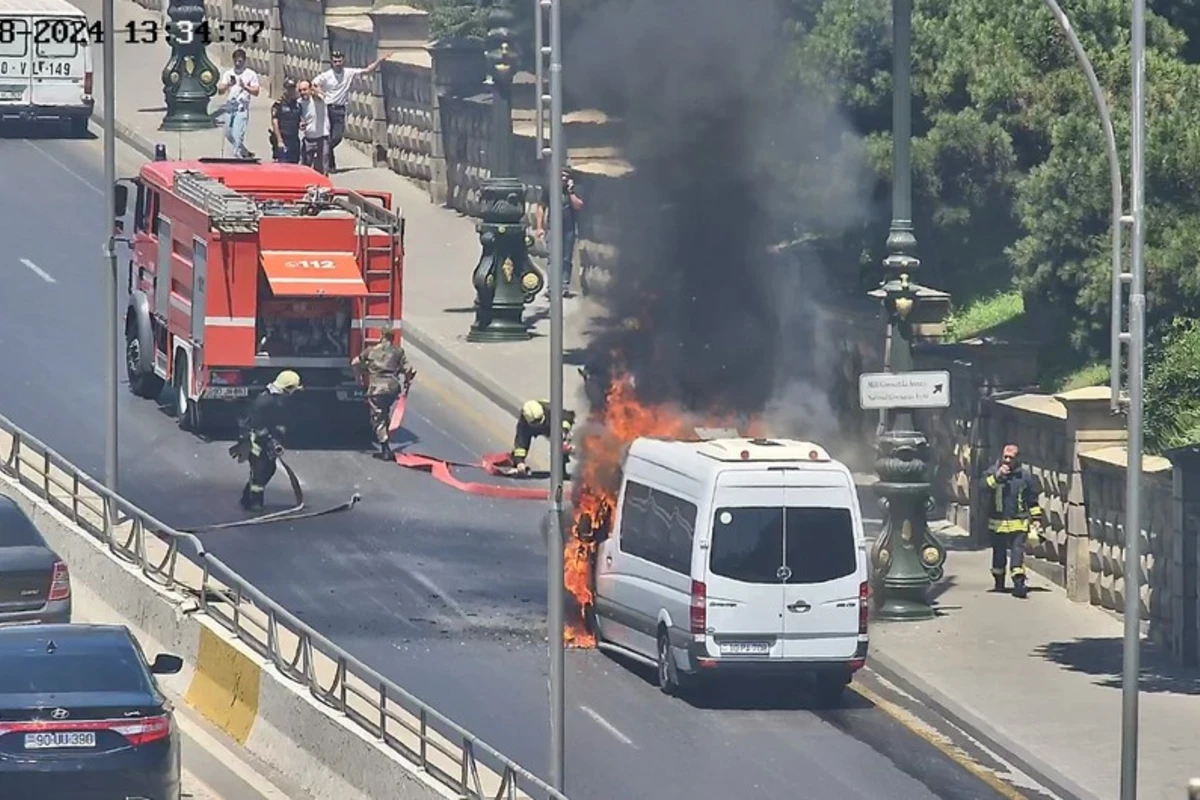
[564,370,759,648]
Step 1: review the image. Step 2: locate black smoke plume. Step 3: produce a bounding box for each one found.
[567,0,872,431]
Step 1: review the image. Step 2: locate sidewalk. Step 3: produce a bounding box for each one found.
[874,527,1200,800]
[87,4,1200,798]
[82,0,588,431]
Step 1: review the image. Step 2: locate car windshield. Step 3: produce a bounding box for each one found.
[0,653,150,695]
[710,506,856,584]
[0,506,45,548]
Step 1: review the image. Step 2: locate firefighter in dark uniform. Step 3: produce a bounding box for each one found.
[231,370,303,510]
[351,325,415,460]
[980,443,1044,598]
[269,78,302,163]
[511,400,576,478]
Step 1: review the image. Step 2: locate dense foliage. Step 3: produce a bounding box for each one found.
[416,0,1200,449]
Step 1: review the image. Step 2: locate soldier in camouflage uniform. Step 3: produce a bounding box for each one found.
[351,325,416,460]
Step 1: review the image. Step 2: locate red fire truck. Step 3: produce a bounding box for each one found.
[113,157,404,434]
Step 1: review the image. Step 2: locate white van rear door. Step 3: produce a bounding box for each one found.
[704,484,786,658]
[780,484,861,660]
[31,17,87,106]
[0,16,33,105]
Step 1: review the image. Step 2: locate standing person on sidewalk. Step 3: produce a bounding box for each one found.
[297,80,330,175]
[311,51,384,172]
[534,167,584,298]
[269,78,302,164]
[980,443,1045,598]
[217,48,260,159]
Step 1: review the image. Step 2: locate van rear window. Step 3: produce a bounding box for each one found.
[710,506,856,585]
[0,19,29,57]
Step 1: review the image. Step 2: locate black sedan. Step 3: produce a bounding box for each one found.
[0,494,71,624]
[0,623,184,800]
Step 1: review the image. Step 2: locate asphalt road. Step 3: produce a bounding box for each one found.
[0,125,1015,800]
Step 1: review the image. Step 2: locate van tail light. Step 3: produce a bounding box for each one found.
[858,581,869,635]
[689,580,707,634]
[48,561,70,602]
[0,714,171,747]
[83,72,93,95]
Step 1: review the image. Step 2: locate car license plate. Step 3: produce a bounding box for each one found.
[24,731,96,749]
[204,386,249,399]
[0,619,40,628]
[337,389,364,401]
[719,641,770,656]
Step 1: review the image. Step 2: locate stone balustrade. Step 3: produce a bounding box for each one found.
[924,356,1200,668]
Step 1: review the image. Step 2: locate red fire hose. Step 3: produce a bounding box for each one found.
[394,451,549,500]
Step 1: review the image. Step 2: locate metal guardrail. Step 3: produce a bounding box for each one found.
[0,413,568,800]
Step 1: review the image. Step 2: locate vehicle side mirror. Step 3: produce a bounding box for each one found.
[150,653,183,675]
[113,179,134,238]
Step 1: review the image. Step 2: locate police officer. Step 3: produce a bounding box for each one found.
[351,325,415,460]
[231,370,303,511]
[269,78,302,163]
[980,443,1045,598]
[511,400,576,478]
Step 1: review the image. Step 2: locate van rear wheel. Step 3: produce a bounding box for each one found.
[813,671,850,708]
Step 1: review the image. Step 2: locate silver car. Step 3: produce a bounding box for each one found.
[0,495,71,624]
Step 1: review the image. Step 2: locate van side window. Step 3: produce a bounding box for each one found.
[618,482,697,574]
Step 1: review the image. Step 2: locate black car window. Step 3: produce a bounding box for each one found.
[784,507,857,584]
[0,504,46,547]
[710,507,783,584]
[0,652,151,694]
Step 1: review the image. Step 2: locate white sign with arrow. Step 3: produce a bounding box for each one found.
[858,370,951,410]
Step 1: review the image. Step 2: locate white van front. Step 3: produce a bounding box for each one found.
[0,1,94,133]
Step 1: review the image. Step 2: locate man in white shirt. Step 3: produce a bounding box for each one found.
[217,48,261,159]
[297,80,330,175]
[311,50,383,172]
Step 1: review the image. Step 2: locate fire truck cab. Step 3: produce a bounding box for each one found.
[113,157,404,434]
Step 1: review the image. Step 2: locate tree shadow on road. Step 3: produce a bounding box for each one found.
[1034,636,1200,694]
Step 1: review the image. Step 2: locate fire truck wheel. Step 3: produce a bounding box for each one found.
[125,332,163,399]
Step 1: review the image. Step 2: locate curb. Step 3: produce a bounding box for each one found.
[866,651,1099,800]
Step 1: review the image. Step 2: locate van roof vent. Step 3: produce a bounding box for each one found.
[695,437,831,463]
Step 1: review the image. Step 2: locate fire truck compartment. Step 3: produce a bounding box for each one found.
[259,249,369,298]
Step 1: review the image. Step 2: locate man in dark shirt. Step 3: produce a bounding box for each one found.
[270,78,302,163]
[534,167,584,298]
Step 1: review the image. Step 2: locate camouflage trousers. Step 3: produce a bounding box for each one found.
[366,392,398,444]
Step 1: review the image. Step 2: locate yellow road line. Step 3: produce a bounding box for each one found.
[850,682,1028,800]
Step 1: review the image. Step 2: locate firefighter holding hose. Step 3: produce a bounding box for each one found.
[351,325,416,461]
[510,400,576,479]
[231,370,303,511]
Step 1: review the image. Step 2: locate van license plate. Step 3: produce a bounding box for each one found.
[0,90,22,100]
[25,732,96,749]
[720,641,770,656]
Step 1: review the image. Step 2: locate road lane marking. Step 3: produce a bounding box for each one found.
[19,258,55,283]
[22,139,104,196]
[580,705,635,747]
[851,681,1027,800]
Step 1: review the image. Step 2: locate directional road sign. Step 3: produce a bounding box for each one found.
[859,370,951,410]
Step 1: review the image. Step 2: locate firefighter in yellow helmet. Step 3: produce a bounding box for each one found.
[510,400,576,478]
[981,443,1044,598]
[230,370,303,510]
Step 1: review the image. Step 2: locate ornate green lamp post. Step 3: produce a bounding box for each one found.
[159,0,220,130]
[867,0,947,620]
[467,0,544,341]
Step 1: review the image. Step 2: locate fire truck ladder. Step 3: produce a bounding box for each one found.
[173,169,262,233]
[335,191,404,345]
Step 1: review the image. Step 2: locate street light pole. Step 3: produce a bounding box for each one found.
[1037,0,1126,413]
[867,0,947,621]
[102,0,118,493]
[544,0,566,789]
[1120,0,1147,795]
